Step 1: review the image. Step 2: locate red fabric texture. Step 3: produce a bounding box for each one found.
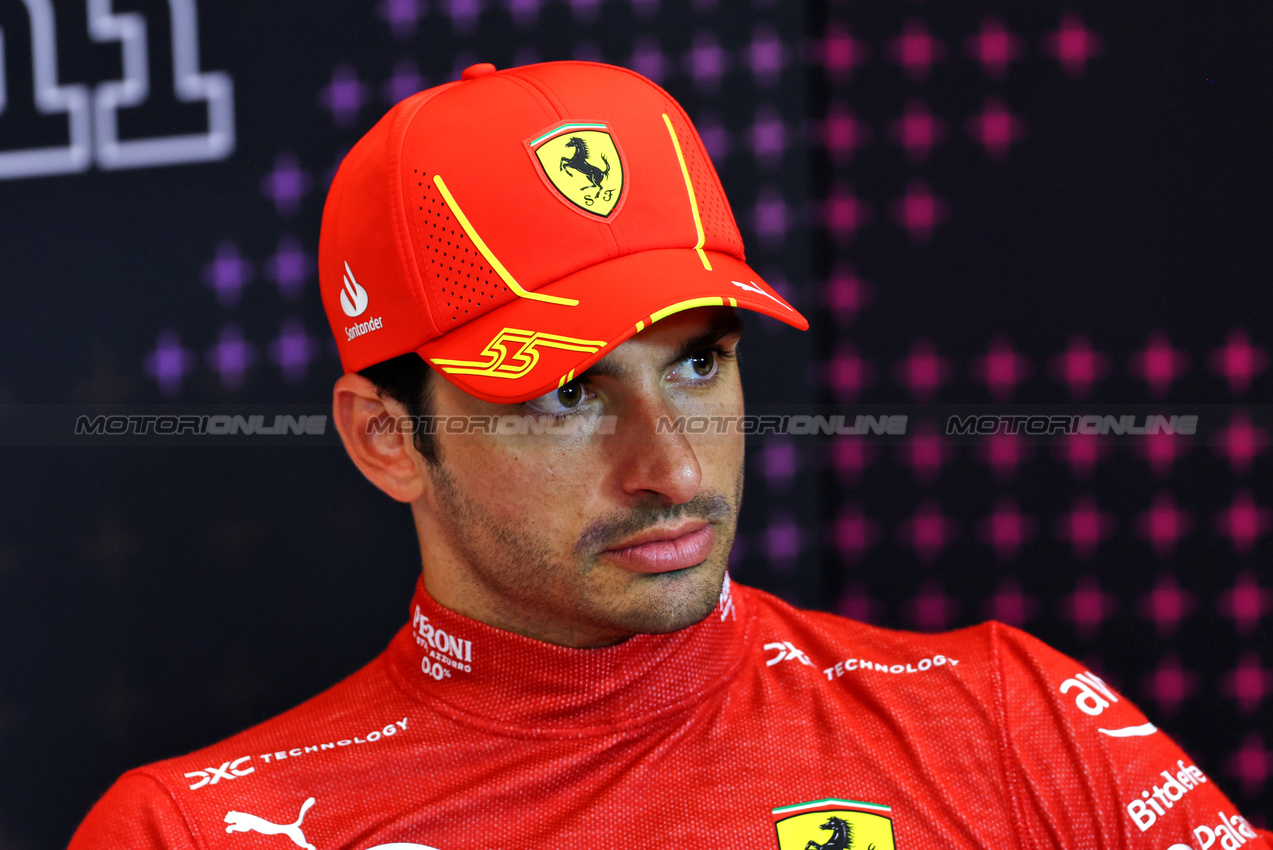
[71,577,1270,849]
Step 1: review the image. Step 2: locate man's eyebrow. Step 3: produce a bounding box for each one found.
[660,311,744,371]
[575,311,745,381]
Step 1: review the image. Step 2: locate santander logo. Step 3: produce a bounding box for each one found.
[340,261,369,317]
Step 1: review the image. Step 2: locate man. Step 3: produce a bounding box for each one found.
[71,61,1268,850]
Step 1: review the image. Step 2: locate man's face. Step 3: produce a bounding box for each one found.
[414,307,745,648]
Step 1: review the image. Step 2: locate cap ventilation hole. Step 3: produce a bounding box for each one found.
[412,177,514,324]
[676,118,744,255]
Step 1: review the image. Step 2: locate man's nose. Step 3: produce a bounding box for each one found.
[611,394,702,505]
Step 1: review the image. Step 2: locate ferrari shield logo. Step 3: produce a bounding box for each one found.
[528,122,625,218]
[772,799,896,850]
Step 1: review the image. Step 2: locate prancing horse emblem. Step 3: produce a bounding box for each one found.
[529,122,626,218]
[804,816,875,850]
[559,136,610,197]
[772,799,896,850]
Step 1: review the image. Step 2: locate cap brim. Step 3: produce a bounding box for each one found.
[418,248,808,404]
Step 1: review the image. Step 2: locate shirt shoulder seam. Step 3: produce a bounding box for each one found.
[988,621,1038,850]
[123,767,206,849]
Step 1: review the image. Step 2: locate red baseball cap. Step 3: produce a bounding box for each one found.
[319,60,808,404]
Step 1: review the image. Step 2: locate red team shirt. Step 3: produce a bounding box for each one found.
[71,576,1269,850]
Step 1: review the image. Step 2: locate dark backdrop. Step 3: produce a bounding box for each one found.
[0,1,1269,847]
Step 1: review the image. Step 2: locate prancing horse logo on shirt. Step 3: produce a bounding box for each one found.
[771,799,895,850]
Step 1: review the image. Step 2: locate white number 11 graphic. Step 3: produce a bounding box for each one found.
[0,0,235,180]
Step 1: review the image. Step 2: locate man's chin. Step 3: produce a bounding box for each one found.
[606,561,727,635]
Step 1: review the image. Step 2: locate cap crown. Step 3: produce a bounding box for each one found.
[320,62,746,374]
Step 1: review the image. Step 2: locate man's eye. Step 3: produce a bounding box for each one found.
[670,350,719,383]
[526,379,592,415]
[557,381,584,408]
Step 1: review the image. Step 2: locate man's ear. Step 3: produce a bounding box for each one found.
[332,373,427,503]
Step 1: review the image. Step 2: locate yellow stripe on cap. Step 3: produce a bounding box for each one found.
[649,297,726,325]
[433,175,579,306]
[661,113,712,272]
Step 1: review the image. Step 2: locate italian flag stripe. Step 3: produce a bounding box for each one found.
[771,799,892,816]
[530,124,608,146]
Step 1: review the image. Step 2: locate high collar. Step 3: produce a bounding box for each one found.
[385,574,750,732]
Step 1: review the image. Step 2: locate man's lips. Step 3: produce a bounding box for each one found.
[601,522,716,574]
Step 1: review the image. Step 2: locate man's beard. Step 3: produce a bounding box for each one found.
[425,460,744,644]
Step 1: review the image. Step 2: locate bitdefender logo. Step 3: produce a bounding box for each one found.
[340,261,369,317]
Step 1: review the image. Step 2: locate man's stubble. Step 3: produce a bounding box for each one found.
[424,453,745,644]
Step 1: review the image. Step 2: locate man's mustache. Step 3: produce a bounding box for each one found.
[574,491,733,556]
